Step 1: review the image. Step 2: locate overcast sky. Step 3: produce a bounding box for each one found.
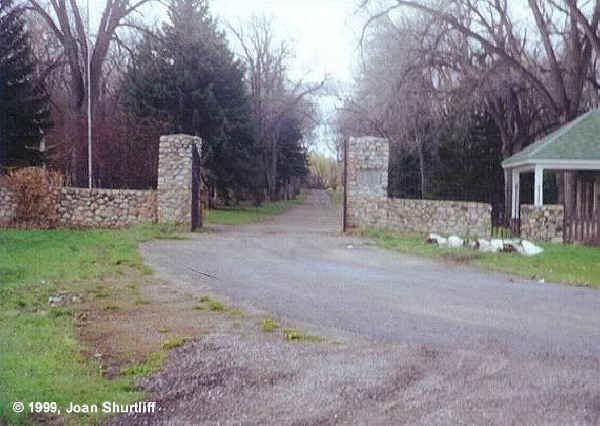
[212,0,358,84]
[211,0,363,157]
[109,0,362,157]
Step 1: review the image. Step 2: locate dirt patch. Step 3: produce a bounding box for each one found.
[105,333,600,425]
[72,267,235,379]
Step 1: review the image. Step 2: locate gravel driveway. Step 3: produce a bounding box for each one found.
[114,189,600,425]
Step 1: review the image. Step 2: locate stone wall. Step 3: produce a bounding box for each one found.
[58,188,157,228]
[0,133,201,229]
[520,204,564,242]
[157,134,202,226]
[0,185,156,228]
[387,198,492,237]
[0,186,16,225]
[345,136,492,237]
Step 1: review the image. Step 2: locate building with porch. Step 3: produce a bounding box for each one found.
[502,109,600,245]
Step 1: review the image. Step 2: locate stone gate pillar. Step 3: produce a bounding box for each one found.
[345,136,389,228]
[157,134,202,226]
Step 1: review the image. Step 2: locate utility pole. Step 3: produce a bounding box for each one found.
[86,0,93,188]
[0,70,6,174]
[342,137,348,232]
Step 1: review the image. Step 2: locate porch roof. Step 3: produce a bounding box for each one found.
[502,109,600,170]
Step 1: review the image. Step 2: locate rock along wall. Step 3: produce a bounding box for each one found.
[157,134,202,226]
[345,136,492,237]
[520,204,564,242]
[58,188,157,228]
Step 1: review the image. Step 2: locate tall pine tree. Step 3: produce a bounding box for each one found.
[123,0,258,196]
[0,0,50,170]
[277,115,308,186]
[430,112,504,207]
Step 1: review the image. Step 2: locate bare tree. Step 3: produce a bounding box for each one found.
[343,14,445,197]
[28,0,151,112]
[229,15,324,200]
[360,0,600,156]
[27,0,152,183]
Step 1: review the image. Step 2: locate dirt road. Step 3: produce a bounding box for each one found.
[114,190,600,425]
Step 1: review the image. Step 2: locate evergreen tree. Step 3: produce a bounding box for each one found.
[388,143,425,199]
[277,115,308,186]
[430,112,504,209]
[123,0,258,195]
[0,0,50,170]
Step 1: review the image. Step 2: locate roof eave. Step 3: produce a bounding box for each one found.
[502,158,600,170]
[501,158,531,169]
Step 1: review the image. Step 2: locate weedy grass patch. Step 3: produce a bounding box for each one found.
[0,224,182,425]
[227,308,244,317]
[283,328,323,342]
[120,352,167,379]
[195,295,225,312]
[207,300,225,311]
[364,228,600,287]
[260,317,280,332]
[161,336,193,351]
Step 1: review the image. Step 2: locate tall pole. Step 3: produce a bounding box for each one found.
[86,0,92,188]
[0,70,6,174]
[342,137,348,233]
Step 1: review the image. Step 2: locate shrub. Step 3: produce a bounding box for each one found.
[2,167,63,228]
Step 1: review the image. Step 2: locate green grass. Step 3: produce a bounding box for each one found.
[282,328,323,342]
[203,192,306,225]
[0,224,181,425]
[160,336,192,351]
[194,295,225,311]
[227,308,244,318]
[260,317,280,332]
[206,299,225,311]
[0,224,182,288]
[260,318,322,342]
[364,228,600,288]
[120,352,167,378]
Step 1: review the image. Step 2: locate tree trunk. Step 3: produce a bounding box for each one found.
[417,139,426,199]
[554,114,573,204]
[67,107,92,186]
[269,138,278,201]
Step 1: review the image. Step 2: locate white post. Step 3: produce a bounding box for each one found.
[534,166,544,207]
[512,168,520,219]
